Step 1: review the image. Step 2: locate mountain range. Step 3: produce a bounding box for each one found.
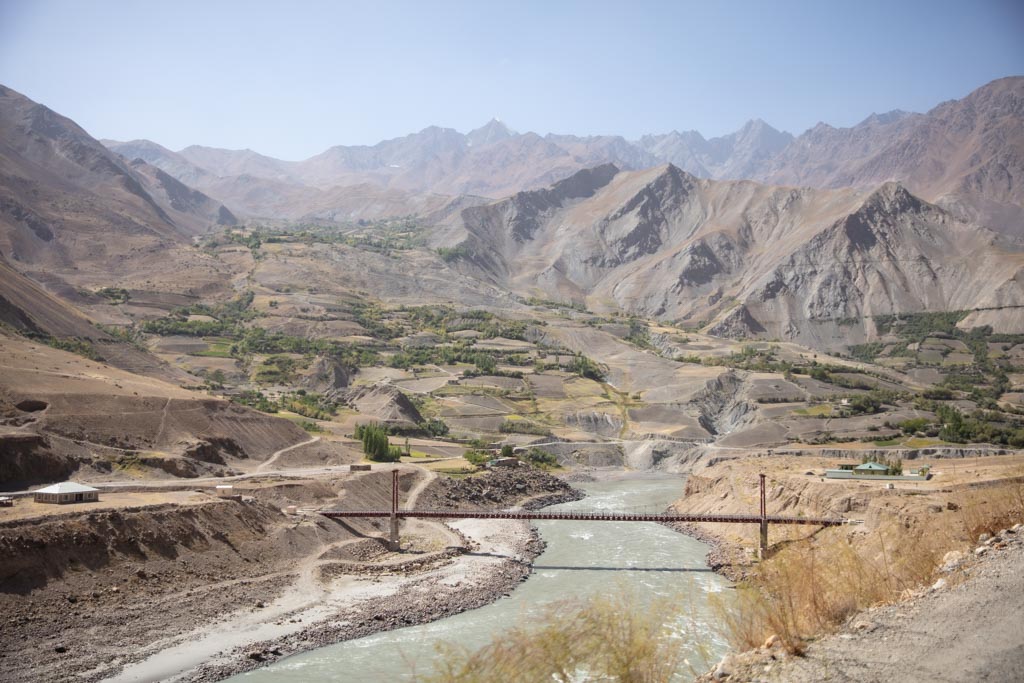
[434,162,1024,346]
[0,77,1022,351]
[103,77,1023,233]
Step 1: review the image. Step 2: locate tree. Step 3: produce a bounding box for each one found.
[898,417,929,435]
[464,450,490,467]
[524,448,558,469]
[354,423,402,462]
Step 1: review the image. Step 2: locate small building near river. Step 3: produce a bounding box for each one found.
[33,482,100,504]
[824,462,931,481]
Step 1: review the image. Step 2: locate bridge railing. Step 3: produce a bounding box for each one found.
[319,508,848,526]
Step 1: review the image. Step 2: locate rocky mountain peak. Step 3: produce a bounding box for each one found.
[731,118,793,150]
[857,110,913,126]
[467,118,515,147]
[862,181,926,214]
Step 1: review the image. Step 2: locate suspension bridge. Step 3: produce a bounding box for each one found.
[320,472,858,556]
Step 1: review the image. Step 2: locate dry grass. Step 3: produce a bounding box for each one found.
[418,587,709,683]
[714,475,1024,655]
[956,476,1024,540]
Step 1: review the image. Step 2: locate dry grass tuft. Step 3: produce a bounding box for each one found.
[418,586,711,683]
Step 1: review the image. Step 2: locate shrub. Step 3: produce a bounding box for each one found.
[899,417,930,434]
[464,450,491,467]
[714,476,1024,655]
[422,588,704,682]
[523,447,559,469]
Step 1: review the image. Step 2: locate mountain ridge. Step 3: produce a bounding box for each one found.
[102,77,1023,233]
[439,163,1024,347]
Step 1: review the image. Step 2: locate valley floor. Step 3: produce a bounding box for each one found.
[116,518,544,683]
[0,466,578,683]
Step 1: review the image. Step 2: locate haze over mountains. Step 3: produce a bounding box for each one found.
[103,77,1024,233]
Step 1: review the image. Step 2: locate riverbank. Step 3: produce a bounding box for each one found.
[670,453,1024,680]
[113,478,584,683]
[181,518,547,682]
[0,467,582,683]
[668,522,751,582]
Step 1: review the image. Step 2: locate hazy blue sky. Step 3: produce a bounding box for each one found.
[2,0,1022,159]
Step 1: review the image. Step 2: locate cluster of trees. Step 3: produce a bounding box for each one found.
[419,418,450,437]
[96,287,130,304]
[141,317,231,337]
[844,395,882,415]
[365,417,450,439]
[568,354,605,381]
[896,417,930,434]
[499,419,551,435]
[521,447,559,469]
[935,404,1024,446]
[281,391,335,421]
[40,336,100,361]
[229,390,278,413]
[253,355,300,383]
[624,319,652,349]
[436,245,470,262]
[354,423,403,462]
[464,444,558,470]
[388,346,528,375]
[142,291,257,338]
[808,366,877,390]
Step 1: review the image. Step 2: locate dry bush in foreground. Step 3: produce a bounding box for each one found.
[419,587,711,683]
[714,477,1024,655]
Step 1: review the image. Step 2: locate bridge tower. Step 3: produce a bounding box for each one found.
[758,473,768,559]
[388,469,400,551]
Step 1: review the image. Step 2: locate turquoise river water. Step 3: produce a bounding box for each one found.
[231,476,730,681]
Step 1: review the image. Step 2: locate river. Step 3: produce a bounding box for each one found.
[231,476,730,681]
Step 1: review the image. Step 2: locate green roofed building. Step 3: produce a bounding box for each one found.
[853,462,890,474]
[825,461,930,481]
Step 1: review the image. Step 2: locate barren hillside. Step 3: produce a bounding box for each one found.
[441,164,1024,346]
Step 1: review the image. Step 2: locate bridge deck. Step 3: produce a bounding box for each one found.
[320,509,847,526]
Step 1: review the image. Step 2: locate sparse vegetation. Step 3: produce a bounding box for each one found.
[423,589,704,683]
[36,335,100,360]
[498,419,551,436]
[96,287,130,304]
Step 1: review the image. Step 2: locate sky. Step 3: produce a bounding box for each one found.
[1,0,1022,160]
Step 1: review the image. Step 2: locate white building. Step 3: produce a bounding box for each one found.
[33,482,100,504]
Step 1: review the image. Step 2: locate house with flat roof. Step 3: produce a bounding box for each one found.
[824,461,931,481]
[33,482,99,504]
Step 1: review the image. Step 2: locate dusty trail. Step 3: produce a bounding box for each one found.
[154,397,172,446]
[405,464,437,507]
[256,435,321,472]
[98,463,466,682]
